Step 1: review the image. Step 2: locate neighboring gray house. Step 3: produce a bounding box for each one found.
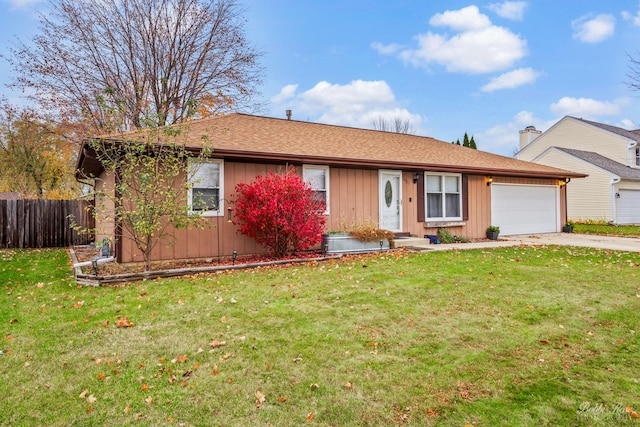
[516,116,640,224]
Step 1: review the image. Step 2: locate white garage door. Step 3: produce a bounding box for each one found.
[491,184,560,235]
[617,189,640,224]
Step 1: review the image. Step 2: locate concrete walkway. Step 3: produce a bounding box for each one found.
[395,233,640,252]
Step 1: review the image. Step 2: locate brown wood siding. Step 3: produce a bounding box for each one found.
[407,174,490,239]
[113,162,566,263]
[405,175,562,239]
[325,168,379,231]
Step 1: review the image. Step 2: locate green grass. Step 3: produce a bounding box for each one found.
[574,222,640,237]
[1,246,640,426]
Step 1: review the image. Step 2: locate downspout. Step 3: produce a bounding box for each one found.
[610,177,621,224]
[628,141,638,167]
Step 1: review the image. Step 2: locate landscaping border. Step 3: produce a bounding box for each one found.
[68,247,344,286]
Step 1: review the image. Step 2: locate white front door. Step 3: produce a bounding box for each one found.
[379,170,402,232]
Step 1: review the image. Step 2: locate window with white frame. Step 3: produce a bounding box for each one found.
[636,147,640,167]
[425,173,462,220]
[188,159,224,215]
[303,165,330,214]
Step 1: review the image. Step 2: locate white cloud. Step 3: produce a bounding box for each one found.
[478,111,556,156]
[486,1,527,21]
[270,84,298,104]
[618,118,638,129]
[370,41,403,55]
[550,97,620,117]
[622,4,640,26]
[481,67,541,92]
[270,80,426,131]
[429,5,492,31]
[378,5,527,74]
[572,14,615,43]
[1,0,42,8]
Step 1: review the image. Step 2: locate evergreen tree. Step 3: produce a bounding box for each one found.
[463,132,470,148]
[470,136,477,149]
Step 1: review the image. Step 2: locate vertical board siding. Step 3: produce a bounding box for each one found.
[112,162,565,263]
[0,200,94,248]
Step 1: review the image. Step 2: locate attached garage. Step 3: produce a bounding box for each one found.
[491,184,560,235]
[616,189,640,224]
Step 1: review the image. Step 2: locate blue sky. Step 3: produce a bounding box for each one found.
[2,0,640,156]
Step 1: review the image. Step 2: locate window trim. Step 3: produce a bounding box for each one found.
[424,172,463,221]
[302,164,330,215]
[635,146,640,167]
[188,159,224,217]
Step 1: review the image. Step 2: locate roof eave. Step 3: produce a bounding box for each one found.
[212,149,587,179]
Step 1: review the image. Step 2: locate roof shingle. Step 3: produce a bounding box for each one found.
[183,114,582,178]
[82,113,584,179]
[555,147,640,179]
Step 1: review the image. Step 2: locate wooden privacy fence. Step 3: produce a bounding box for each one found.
[0,200,95,248]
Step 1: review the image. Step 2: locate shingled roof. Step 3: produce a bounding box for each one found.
[555,147,640,179]
[78,113,584,179]
[571,117,640,142]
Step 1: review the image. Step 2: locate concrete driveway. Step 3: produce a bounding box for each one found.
[502,233,640,252]
[395,233,640,252]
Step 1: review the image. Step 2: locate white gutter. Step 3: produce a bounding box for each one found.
[610,177,621,223]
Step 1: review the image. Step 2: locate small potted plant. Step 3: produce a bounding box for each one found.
[562,221,575,233]
[486,225,500,240]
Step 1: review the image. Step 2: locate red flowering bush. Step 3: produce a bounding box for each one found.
[233,168,326,258]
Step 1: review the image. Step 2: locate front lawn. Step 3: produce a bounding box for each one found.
[574,222,640,237]
[1,246,639,426]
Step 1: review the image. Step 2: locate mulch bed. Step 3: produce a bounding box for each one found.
[69,245,342,286]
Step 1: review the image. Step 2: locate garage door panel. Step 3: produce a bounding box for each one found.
[491,184,559,235]
[617,189,640,224]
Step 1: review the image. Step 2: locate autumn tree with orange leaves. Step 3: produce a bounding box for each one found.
[7,0,264,132]
[0,105,81,199]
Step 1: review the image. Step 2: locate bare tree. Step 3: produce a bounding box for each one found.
[7,0,263,132]
[628,52,640,93]
[371,116,416,134]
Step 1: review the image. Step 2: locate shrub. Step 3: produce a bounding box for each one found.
[437,228,470,244]
[233,168,326,258]
[347,221,395,246]
[487,225,500,233]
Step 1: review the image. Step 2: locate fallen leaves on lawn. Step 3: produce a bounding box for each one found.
[116,317,135,328]
[255,390,266,408]
[307,412,314,421]
[171,355,187,364]
[209,340,226,349]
